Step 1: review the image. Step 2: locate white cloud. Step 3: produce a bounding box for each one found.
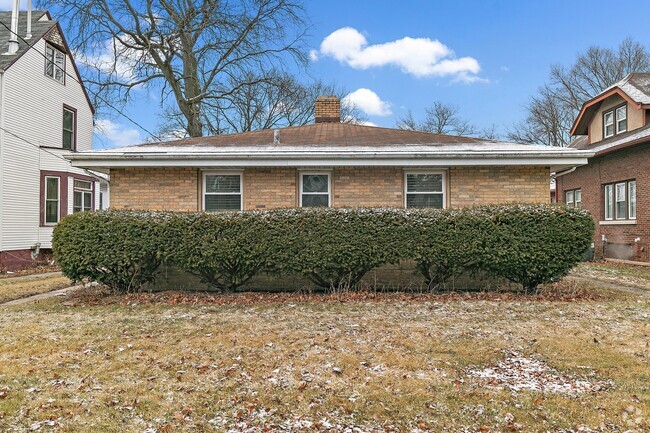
[76,36,150,84]
[318,27,482,81]
[94,119,143,148]
[343,88,392,116]
[500,66,510,72]
[309,49,319,62]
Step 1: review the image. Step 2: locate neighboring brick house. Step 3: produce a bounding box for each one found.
[0,8,107,271]
[68,97,590,214]
[557,73,650,262]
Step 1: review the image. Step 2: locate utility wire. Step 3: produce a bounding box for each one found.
[0,19,159,141]
[0,125,70,164]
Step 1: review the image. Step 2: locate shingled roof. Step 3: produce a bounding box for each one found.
[571,73,650,136]
[0,10,54,71]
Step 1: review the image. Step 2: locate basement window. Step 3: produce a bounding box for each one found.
[45,43,65,83]
[405,172,446,209]
[204,172,242,211]
[300,173,330,207]
[73,179,93,213]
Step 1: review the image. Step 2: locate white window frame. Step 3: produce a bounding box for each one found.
[604,184,614,221]
[574,189,582,208]
[73,179,93,213]
[299,171,331,208]
[615,182,626,220]
[45,43,65,83]
[44,176,60,225]
[603,110,615,138]
[404,170,447,209]
[628,181,636,220]
[202,171,243,212]
[565,190,574,207]
[616,105,627,134]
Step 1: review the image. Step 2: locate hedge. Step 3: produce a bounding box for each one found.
[52,205,594,293]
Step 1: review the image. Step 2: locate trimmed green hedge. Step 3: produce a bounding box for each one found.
[52,205,594,293]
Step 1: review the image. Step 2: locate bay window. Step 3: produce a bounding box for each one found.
[44,176,60,224]
[73,179,93,213]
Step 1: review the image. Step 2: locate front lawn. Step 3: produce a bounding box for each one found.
[573,261,650,290]
[0,274,71,304]
[0,284,648,432]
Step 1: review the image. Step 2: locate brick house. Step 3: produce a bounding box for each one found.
[67,97,590,214]
[556,73,650,262]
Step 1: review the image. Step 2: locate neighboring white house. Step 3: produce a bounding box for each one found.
[0,8,105,271]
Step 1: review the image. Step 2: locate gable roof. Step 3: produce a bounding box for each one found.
[0,10,95,114]
[67,122,594,173]
[571,73,650,136]
[570,123,650,156]
[0,10,53,71]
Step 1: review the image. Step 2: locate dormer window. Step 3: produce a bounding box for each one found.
[603,104,627,139]
[45,43,65,83]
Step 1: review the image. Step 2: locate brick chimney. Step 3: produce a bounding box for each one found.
[314,96,341,123]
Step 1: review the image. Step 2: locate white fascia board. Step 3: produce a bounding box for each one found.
[70,156,591,168]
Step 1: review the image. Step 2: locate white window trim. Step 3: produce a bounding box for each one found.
[603,110,615,138]
[628,180,636,220]
[45,43,65,84]
[615,182,626,220]
[565,191,574,207]
[616,106,627,134]
[202,170,243,212]
[404,170,447,209]
[604,184,613,221]
[73,179,94,213]
[44,176,60,225]
[299,171,331,208]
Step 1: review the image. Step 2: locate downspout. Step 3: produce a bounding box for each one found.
[553,166,576,178]
[0,70,4,255]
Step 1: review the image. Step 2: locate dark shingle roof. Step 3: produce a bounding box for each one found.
[0,10,55,71]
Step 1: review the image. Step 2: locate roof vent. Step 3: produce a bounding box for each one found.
[314,96,341,124]
[273,129,280,144]
[5,0,20,55]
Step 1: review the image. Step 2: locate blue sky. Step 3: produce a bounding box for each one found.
[2,0,649,148]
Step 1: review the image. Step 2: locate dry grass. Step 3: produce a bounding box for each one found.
[0,275,71,303]
[573,261,650,290]
[0,284,648,432]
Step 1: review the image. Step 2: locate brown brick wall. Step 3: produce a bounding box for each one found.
[244,168,297,209]
[110,167,199,211]
[449,166,550,208]
[108,165,551,213]
[333,167,403,207]
[557,142,650,262]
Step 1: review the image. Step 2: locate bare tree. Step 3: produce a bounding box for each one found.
[157,75,368,135]
[396,102,477,136]
[510,38,650,146]
[40,0,308,137]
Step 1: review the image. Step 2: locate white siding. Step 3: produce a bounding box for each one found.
[0,20,94,251]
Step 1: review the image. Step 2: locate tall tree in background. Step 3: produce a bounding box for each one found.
[40,0,308,137]
[396,102,500,139]
[509,38,650,147]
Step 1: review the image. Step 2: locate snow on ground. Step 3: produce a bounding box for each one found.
[467,351,609,395]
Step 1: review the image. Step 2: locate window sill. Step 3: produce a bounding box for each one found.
[599,220,636,226]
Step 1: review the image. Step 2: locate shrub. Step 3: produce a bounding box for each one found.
[52,205,594,294]
[471,204,594,292]
[52,210,167,293]
[281,208,409,289]
[168,211,292,292]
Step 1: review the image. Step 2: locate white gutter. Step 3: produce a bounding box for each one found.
[553,167,577,178]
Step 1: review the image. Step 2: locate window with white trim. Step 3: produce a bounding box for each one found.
[604,180,635,221]
[405,172,445,208]
[565,189,581,208]
[45,176,60,224]
[603,104,627,139]
[203,173,242,211]
[45,43,65,83]
[300,173,330,207]
[73,179,93,213]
